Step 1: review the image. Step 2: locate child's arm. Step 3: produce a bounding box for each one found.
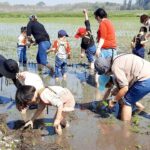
[83,9,91,32]
[80,48,85,58]
[54,104,63,127]
[83,9,88,21]
[140,39,148,45]
[47,47,56,54]
[66,41,71,59]
[131,36,136,49]
[24,102,46,128]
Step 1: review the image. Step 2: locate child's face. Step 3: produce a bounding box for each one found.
[60,36,67,41]
[95,16,101,23]
[23,31,27,35]
[30,91,38,104]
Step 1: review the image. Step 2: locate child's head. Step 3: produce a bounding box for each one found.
[74,27,87,38]
[140,14,149,25]
[15,85,37,110]
[58,30,69,39]
[21,26,27,33]
[139,26,147,35]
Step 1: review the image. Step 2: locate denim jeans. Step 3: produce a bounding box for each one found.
[55,56,67,78]
[36,41,51,65]
[85,44,96,62]
[123,78,150,106]
[17,46,27,64]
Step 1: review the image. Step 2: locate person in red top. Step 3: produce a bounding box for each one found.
[94,8,117,58]
[94,8,117,89]
[49,30,71,82]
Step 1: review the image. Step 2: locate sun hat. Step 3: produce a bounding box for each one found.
[58,30,69,37]
[74,27,87,38]
[94,57,111,75]
[0,55,19,79]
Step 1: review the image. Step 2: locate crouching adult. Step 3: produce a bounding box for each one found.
[94,53,150,121]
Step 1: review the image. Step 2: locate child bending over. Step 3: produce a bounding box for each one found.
[15,85,75,135]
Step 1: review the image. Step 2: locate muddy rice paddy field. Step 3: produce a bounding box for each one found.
[0,16,150,150]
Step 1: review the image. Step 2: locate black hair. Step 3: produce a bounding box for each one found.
[139,26,147,33]
[58,34,63,38]
[21,26,27,33]
[105,76,113,88]
[94,8,107,19]
[15,85,36,110]
[29,15,37,21]
[140,14,149,24]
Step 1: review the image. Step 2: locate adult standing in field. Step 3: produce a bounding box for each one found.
[27,15,53,73]
[94,8,117,58]
[94,8,117,89]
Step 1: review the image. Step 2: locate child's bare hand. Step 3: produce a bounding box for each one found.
[108,99,116,108]
[83,9,87,14]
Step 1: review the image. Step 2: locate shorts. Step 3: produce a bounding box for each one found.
[123,78,150,106]
[132,47,145,58]
[36,41,51,65]
[85,45,96,63]
[60,88,75,112]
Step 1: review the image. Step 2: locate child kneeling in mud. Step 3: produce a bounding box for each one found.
[15,85,75,135]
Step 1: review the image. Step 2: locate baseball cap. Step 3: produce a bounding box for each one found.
[58,30,69,37]
[0,55,19,79]
[94,57,111,75]
[74,27,87,38]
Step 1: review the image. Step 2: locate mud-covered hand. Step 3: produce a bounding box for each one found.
[24,120,33,129]
[108,99,117,108]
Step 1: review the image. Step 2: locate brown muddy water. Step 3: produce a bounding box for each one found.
[0,63,150,150]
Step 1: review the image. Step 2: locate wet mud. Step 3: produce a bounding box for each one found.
[0,64,150,150]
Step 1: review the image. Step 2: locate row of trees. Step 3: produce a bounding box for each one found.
[121,0,150,10]
[0,1,150,11]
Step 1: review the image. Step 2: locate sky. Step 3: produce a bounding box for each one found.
[0,0,136,6]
